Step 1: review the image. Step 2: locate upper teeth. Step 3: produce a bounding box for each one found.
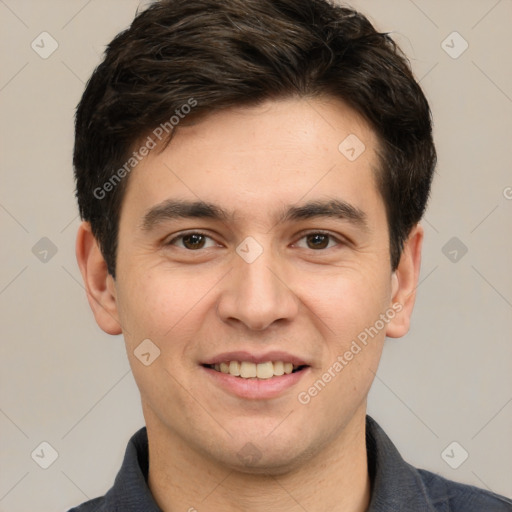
[212,361,297,379]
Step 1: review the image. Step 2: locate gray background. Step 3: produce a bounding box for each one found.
[1,0,511,510]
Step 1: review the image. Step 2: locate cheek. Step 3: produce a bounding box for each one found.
[115,265,221,350]
[295,271,388,424]
[296,265,390,403]
[115,269,208,411]
[298,264,391,340]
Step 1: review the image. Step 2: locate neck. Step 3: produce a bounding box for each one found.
[146,407,371,512]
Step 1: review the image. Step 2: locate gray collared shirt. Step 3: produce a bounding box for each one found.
[67,416,512,511]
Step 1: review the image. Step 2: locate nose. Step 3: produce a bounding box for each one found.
[216,248,300,331]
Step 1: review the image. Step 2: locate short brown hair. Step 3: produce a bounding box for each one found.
[74,0,436,277]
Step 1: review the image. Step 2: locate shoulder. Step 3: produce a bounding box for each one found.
[365,415,511,511]
[65,426,157,512]
[417,467,512,511]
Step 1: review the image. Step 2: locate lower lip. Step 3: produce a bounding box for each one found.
[201,366,309,400]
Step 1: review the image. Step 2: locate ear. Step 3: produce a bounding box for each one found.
[75,221,122,335]
[385,223,423,338]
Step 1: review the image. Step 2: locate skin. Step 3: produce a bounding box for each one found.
[77,96,423,511]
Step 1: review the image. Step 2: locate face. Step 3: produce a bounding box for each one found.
[100,97,413,473]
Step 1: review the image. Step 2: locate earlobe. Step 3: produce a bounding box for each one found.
[385,224,423,339]
[75,222,122,335]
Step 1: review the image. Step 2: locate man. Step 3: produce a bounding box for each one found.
[69,0,512,510]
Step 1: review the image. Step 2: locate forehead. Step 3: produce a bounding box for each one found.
[120,96,383,228]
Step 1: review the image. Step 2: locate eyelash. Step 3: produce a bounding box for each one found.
[166,230,344,251]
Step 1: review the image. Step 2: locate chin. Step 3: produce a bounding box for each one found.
[227,451,305,476]
[210,435,315,476]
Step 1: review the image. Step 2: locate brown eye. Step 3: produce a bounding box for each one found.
[294,231,342,251]
[167,232,216,250]
[306,233,330,250]
[182,233,206,250]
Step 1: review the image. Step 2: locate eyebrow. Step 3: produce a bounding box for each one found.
[140,198,369,232]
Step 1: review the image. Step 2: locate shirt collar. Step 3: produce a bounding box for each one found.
[102,416,438,511]
[365,415,438,512]
[102,424,161,511]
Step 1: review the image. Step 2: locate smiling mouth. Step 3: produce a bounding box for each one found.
[203,361,308,379]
